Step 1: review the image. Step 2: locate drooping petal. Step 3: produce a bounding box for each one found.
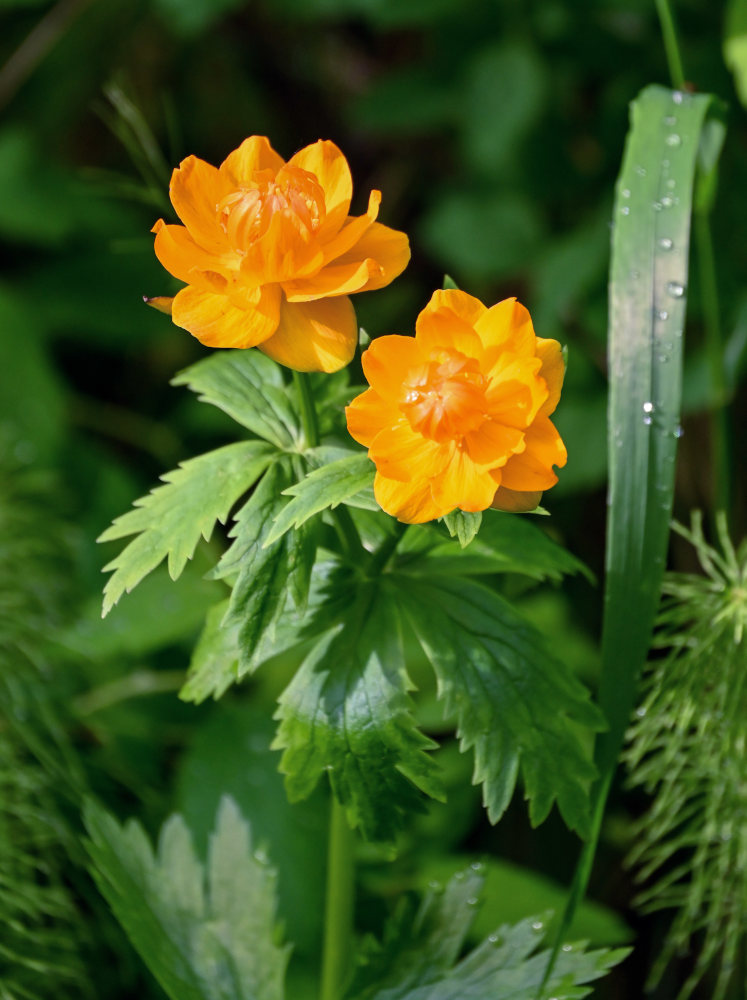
[361,335,427,405]
[535,337,565,416]
[286,140,353,240]
[258,296,357,373]
[430,448,499,513]
[171,284,280,349]
[152,220,231,291]
[475,298,536,361]
[374,473,448,524]
[220,136,285,186]
[320,190,381,263]
[346,388,397,448]
[328,222,410,292]
[499,415,567,491]
[144,296,174,315]
[169,156,231,254]
[491,486,544,513]
[369,420,450,482]
[464,419,525,468]
[282,258,375,302]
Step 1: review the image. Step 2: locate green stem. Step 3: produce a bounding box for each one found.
[368,523,406,577]
[321,796,354,1000]
[293,370,320,449]
[694,209,731,514]
[654,0,686,91]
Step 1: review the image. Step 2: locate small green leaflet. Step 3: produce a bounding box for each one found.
[172,349,298,449]
[347,869,628,1000]
[441,509,482,548]
[395,574,601,835]
[264,453,374,548]
[84,796,289,1000]
[99,441,274,616]
[179,599,239,704]
[273,579,443,841]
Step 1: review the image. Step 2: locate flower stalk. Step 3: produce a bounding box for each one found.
[321,796,355,1000]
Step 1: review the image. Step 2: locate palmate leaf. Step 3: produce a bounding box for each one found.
[264,453,374,548]
[273,579,443,841]
[99,441,275,616]
[394,573,601,835]
[399,509,590,583]
[171,349,299,449]
[347,869,628,1000]
[84,796,290,1000]
[441,510,482,548]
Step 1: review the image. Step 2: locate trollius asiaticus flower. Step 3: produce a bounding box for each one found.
[150,136,410,372]
[346,289,567,522]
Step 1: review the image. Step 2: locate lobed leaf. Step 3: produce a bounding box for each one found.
[347,869,628,1000]
[264,453,374,548]
[84,796,290,1000]
[440,510,482,548]
[273,580,443,841]
[99,441,274,616]
[395,573,601,835]
[172,349,299,449]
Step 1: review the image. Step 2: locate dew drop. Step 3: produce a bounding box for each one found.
[642,401,654,414]
[656,309,669,320]
[620,205,630,216]
[455,871,466,881]
[621,188,631,199]
[661,195,674,208]
[666,178,676,189]
[672,90,684,104]
[674,424,684,439]
[470,861,484,872]
[658,237,673,251]
[663,115,676,126]
[532,921,544,931]
[635,165,647,176]
[652,201,663,212]
[667,281,685,298]
[562,944,573,952]
[665,133,681,147]
[467,897,479,907]
[488,933,501,945]
[636,706,647,718]
[428,880,442,891]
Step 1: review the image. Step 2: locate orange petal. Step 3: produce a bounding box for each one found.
[169,155,231,254]
[486,362,546,428]
[286,140,353,240]
[420,289,487,328]
[346,388,395,448]
[464,419,525,468]
[144,295,174,315]
[499,415,567,491]
[282,258,375,302]
[153,221,231,291]
[258,296,357,373]
[361,335,427,405]
[430,448,499,512]
[220,136,285,186]
[535,337,565,416]
[328,222,410,292]
[374,473,448,524]
[239,209,326,288]
[369,420,450,482]
[416,307,484,361]
[475,298,536,361]
[321,190,381,263]
[171,284,280,349]
[491,486,544,513]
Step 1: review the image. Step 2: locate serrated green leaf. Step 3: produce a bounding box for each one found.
[395,574,601,835]
[215,460,296,677]
[99,441,274,616]
[84,796,289,1000]
[264,453,374,547]
[441,509,482,548]
[179,599,239,704]
[348,869,628,1000]
[399,509,590,584]
[273,580,443,840]
[172,350,298,449]
[305,444,379,511]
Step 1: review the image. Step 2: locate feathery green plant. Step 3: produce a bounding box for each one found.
[625,512,747,1000]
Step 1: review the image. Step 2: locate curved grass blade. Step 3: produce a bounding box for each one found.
[541,83,724,990]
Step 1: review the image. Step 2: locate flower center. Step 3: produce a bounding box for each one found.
[216,166,326,251]
[401,351,488,442]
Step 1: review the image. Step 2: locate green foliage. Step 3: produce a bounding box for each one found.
[624,514,747,1000]
[725,0,747,107]
[264,453,374,547]
[393,573,601,835]
[440,509,481,548]
[273,578,443,841]
[347,868,628,1000]
[99,441,275,615]
[84,797,290,1000]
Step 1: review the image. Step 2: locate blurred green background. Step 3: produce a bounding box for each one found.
[1,0,745,997]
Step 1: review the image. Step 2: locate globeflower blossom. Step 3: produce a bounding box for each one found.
[150,136,410,372]
[345,289,567,522]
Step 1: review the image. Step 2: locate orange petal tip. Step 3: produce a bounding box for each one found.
[144,295,174,315]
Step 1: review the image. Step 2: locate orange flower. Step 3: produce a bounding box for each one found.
[151,137,410,372]
[346,289,567,523]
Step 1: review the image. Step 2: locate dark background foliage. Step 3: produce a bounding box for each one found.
[0,0,745,997]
